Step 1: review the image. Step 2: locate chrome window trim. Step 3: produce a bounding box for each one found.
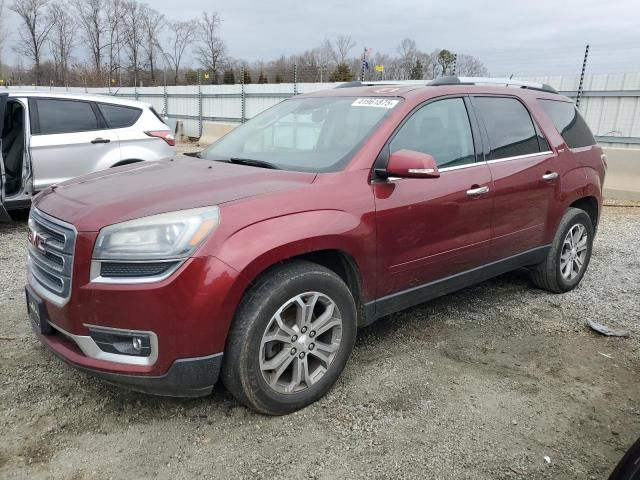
[89,259,184,284]
[439,161,485,172]
[484,150,553,165]
[49,321,159,366]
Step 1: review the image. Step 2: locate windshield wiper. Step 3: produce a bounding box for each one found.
[228,157,279,169]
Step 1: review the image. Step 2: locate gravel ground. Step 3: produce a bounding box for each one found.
[1,206,639,480]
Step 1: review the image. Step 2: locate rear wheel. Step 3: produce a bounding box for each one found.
[530,207,594,293]
[222,261,357,415]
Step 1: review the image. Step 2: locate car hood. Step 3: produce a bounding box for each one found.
[33,156,316,231]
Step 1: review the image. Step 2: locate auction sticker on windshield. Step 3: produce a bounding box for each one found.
[351,98,399,108]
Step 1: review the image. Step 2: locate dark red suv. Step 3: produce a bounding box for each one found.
[25,77,606,415]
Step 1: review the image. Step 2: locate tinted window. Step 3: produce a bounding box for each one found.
[35,99,99,134]
[390,98,475,168]
[98,103,141,128]
[474,97,540,160]
[539,99,595,149]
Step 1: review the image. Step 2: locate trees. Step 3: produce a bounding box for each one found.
[106,0,124,86]
[121,0,144,86]
[455,53,489,77]
[11,0,54,85]
[164,20,196,85]
[410,58,423,80]
[142,5,164,83]
[222,69,235,84]
[47,0,75,85]
[195,12,226,79]
[72,0,107,81]
[437,49,456,76]
[329,63,354,82]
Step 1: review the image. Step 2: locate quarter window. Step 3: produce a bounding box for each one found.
[35,99,99,135]
[539,99,595,149]
[390,98,475,168]
[474,97,540,160]
[98,103,142,129]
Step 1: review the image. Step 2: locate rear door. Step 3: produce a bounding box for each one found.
[471,95,559,261]
[0,92,10,221]
[28,97,120,191]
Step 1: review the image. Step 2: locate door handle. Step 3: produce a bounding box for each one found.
[542,172,558,181]
[91,138,111,144]
[466,186,489,196]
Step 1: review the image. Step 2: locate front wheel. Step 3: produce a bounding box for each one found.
[530,207,594,293]
[221,261,357,415]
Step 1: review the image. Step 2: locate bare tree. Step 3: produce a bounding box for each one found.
[162,20,196,85]
[397,38,417,78]
[47,0,75,85]
[331,35,356,65]
[455,53,489,76]
[72,0,108,82]
[141,4,164,83]
[121,0,144,86]
[0,0,7,73]
[106,0,124,87]
[11,0,54,84]
[195,11,226,76]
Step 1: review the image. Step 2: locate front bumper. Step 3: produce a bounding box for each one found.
[26,245,247,397]
[32,320,223,397]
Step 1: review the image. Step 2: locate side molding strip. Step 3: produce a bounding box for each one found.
[363,245,551,325]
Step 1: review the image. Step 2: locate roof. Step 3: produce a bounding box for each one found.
[5,90,151,108]
[302,81,571,103]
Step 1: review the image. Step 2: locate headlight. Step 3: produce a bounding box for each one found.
[93,206,220,261]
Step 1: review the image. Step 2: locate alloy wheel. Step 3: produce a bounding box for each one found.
[259,292,343,394]
[559,223,589,281]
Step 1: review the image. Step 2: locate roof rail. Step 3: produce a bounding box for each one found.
[427,76,558,94]
[335,80,424,89]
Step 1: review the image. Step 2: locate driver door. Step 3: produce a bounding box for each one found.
[372,96,493,315]
[0,92,10,222]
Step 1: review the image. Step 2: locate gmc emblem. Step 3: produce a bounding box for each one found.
[28,228,46,252]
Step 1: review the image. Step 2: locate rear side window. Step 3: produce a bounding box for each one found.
[390,97,475,168]
[34,99,99,135]
[539,99,595,149]
[98,103,142,129]
[474,97,540,160]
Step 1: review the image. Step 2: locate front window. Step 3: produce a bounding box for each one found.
[199,96,401,172]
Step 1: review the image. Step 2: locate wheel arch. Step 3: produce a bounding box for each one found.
[111,158,144,168]
[569,195,599,230]
[247,249,367,326]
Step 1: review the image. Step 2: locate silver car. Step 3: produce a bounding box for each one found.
[0,91,175,216]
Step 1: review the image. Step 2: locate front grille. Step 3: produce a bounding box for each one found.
[28,208,76,302]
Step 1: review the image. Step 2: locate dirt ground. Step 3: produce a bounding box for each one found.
[1,205,639,480]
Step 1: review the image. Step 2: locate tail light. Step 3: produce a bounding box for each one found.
[145,130,175,147]
[600,153,608,169]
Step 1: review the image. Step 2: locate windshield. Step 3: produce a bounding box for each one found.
[199,96,401,172]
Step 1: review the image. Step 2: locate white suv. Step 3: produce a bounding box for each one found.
[1,91,175,214]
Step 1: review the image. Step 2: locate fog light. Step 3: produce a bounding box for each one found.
[89,328,152,357]
[132,337,143,352]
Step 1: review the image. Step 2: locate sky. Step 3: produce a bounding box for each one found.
[2,0,640,76]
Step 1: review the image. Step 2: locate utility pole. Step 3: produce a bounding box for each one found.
[576,44,589,108]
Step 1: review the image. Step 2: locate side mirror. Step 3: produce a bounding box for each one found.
[384,149,440,178]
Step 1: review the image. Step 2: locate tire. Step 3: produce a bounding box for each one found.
[530,207,594,293]
[221,260,357,415]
